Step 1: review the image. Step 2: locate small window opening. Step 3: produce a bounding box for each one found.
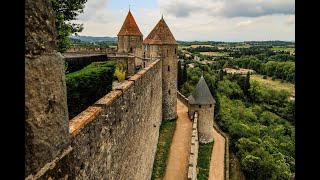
[168,66,170,71]
[199,105,201,108]
[169,90,171,95]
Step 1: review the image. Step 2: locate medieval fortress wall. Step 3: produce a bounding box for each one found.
[69,60,163,179]
[26,2,179,179]
[26,59,164,179]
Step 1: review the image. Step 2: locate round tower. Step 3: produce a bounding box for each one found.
[142,16,178,120]
[117,10,143,54]
[188,76,216,143]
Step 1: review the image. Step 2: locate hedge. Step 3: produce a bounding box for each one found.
[66,61,116,119]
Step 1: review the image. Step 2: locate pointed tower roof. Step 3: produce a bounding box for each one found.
[117,10,143,36]
[143,17,178,45]
[188,76,216,105]
[148,33,163,45]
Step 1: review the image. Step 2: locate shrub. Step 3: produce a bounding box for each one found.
[114,62,127,82]
[263,75,267,79]
[66,61,116,119]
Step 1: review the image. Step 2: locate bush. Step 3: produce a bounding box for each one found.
[263,75,267,79]
[114,62,126,82]
[66,61,116,119]
[271,76,276,81]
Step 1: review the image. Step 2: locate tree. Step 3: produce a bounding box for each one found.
[219,69,224,80]
[244,72,251,98]
[183,62,188,84]
[177,60,183,90]
[217,79,244,99]
[51,0,88,52]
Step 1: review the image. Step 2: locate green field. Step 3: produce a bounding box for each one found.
[200,52,229,56]
[234,45,251,48]
[271,46,295,53]
[151,120,177,180]
[250,74,295,95]
[109,45,117,48]
[178,45,191,49]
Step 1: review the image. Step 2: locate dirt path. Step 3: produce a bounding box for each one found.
[163,99,192,180]
[208,126,226,180]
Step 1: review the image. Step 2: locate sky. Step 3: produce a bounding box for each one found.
[72,0,295,42]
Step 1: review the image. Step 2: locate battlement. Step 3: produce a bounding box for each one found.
[26,59,163,179]
[69,59,161,137]
[66,47,117,54]
[25,2,178,178]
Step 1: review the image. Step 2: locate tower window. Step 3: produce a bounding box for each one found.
[210,104,212,107]
[168,66,170,71]
[199,105,201,108]
[169,90,171,94]
[175,48,177,54]
[130,47,133,52]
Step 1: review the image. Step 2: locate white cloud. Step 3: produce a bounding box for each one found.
[71,0,295,41]
[158,0,295,18]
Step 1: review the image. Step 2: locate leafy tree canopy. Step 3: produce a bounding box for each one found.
[51,0,88,52]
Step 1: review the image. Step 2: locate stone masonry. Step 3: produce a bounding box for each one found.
[25,3,179,179]
[143,17,178,120]
[25,0,71,177]
[188,76,216,143]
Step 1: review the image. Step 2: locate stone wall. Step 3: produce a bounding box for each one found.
[189,104,214,143]
[66,47,116,54]
[118,35,143,53]
[177,91,189,107]
[64,54,108,73]
[33,60,163,179]
[107,55,136,77]
[187,112,199,180]
[161,45,178,120]
[25,0,71,177]
[69,59,162,179]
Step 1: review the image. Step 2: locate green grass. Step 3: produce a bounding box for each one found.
[109,45,117,48]
[151,120,177,180]
[197,141,214,180]
[234,45,251,48]
[271,46,295,54]
[200,52,229,56]
[250,74,295,95]
[178,45,191,49]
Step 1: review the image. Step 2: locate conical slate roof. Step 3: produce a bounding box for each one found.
[188,76,216,105]
[142,16,178,45]
[117,10,143,36]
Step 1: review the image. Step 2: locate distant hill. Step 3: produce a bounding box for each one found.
[69,35,117,42]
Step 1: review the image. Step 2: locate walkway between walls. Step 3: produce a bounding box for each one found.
[208,126,226,180]
[163,99,193,180]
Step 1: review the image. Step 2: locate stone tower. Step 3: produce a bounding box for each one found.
[143,16,178,120]
[188,76,216,143]
[117,10,143,54]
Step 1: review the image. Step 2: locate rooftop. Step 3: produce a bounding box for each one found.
[188,76,215,105]
[143,16,178,45]
[117,10,143,36]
